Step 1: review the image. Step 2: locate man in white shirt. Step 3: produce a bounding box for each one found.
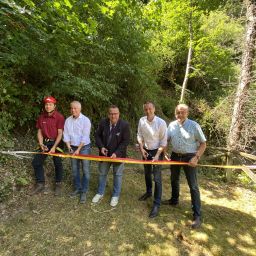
[137,101,167,218]
[63,101,91,203]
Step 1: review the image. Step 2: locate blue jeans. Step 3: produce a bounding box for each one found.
[144,149,162,207]
[97,162,124,197]
[32,141,63,183]
[71,144,91,193]
[170,152,201,217]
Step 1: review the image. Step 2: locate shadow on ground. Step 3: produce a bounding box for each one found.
[0,166,255,256]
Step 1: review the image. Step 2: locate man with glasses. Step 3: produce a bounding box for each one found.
[163,104,206,228]
[92,105,130,207]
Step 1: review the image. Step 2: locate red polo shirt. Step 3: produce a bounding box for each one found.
[36,110,65,139]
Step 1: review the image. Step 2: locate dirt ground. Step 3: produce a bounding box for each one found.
[0,161,255,256]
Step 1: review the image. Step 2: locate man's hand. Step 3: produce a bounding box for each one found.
[49,146,56,154]
[140,148,148,160]
[164,153,170,161]
[40,144,48,152]
[152,154,159,162]
[73,149,80,155]
[110,153,117,158]
[101,147,108,156]
[68,147,74,154]
[189,156,198,167]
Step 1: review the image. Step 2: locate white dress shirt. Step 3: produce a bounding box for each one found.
[137,116,167,150]
[63,113,91,146]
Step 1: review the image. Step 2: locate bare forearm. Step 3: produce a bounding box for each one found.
[196,142,206,159]
[37,130,44,146]
[77,142,85,152]
[138,142,144,152]
[155,146,164,157]
[65,142,71,150]
[52,132,63,148]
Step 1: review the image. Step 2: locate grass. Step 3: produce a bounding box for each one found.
[0,148,256,256]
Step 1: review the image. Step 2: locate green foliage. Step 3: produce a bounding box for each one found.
[193,11,243,89]
[0,156,31,202]
[145,0,244,105]
[16,176,29,186]
[0,0,162,200]
[0,0,254,201]
[0,0,160,133]
[141,0,246,146]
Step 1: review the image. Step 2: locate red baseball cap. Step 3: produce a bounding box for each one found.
[43,96,57,104]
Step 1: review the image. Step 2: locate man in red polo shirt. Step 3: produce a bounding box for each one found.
[31,96,65,196]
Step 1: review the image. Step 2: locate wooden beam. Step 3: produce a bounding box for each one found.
[242,166,256,183]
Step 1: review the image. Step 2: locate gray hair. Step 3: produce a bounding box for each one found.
[70,101,82,109]
[176,104,189,111]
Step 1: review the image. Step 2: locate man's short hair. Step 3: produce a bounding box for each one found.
[109,105,119,110]
[70,101,82,109]
[143,101,155,108]
[176,104,189,111]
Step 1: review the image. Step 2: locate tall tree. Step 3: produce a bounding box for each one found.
[226,0,256,180]
[227,0,256,150]
[180,9,193,103]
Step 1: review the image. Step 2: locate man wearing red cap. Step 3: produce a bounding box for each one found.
[31,96,65,196]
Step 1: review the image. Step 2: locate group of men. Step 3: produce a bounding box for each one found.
[31,96,206,229]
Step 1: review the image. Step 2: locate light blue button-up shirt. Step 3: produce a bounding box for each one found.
[63,113,91,146]
[167,118,206,154]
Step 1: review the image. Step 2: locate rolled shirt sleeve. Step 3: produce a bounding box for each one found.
[137,118,144,145]
[81,117,91,145]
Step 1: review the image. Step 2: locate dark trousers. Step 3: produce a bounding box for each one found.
[170,152,201,217]
[32,141,63,183]
[144,149,162,207]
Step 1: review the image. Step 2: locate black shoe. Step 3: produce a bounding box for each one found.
[70,189,80,198]
[162,199,179,206]
[54,182,62,196]
[149,206,159,218]
[191,216,201,229]
[30,183,45,195]
[80,193,86,204]
[138,192,152,201]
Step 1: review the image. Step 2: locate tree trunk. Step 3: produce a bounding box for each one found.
[226,0,256,180]
[227,0,256,149]
[180,11,193,103]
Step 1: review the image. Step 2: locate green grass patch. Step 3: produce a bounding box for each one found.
[0,149,256,255]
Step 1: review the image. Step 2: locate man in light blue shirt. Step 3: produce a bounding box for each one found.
[164,104,206,228]
[63,101,91,203]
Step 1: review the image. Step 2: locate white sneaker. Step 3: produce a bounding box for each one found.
[110,196,119,207]
[92,194,103,203]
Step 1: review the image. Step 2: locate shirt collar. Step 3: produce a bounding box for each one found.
[146,115,156,123]
[178,118,188,126]
[43,110,56,118]
[72,113,82,119]
[109,119,119,128]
